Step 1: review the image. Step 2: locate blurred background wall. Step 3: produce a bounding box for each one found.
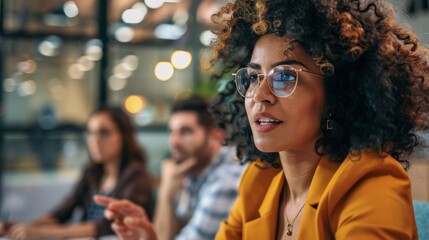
[0,0,428,222]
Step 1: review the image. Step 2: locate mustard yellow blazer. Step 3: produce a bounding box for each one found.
[216,151,418,239]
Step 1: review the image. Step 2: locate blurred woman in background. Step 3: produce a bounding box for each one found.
[0,106,154,239]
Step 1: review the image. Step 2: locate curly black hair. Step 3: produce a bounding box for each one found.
[209,0,429,169]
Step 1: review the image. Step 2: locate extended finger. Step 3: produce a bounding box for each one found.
[107,200,145,216]
[94,195,115,206]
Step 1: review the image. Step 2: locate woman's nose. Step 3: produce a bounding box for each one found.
[252,75,276,104]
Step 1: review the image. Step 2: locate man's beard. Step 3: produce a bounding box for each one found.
[172,137,211,166]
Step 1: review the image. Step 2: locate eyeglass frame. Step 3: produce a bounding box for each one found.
[232,64,324,98]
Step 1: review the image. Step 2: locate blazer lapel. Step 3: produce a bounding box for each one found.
[306,156,340,208]
[244,169,285,240]
[298,156,340,239]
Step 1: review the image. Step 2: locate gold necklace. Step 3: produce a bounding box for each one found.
[283,184,306,237]
[285,202,305,236]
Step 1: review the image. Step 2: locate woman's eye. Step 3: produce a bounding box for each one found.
[275,71,296,82]
[249,73,259,83]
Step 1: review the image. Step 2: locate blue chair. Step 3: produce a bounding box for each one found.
[414,200,429,240]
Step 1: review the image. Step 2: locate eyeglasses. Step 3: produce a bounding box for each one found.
[232,65,324,98]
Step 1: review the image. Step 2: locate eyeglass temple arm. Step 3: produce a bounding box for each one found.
[297,69,324,78]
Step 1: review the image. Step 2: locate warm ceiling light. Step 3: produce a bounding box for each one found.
[144,0,164,9]
[154,62,174,81]
[124,95,146,114]
[171,50,192,70]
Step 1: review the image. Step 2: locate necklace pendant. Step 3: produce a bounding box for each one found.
[286,224,293,236]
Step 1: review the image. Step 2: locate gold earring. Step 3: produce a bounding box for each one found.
[326,113,333,130]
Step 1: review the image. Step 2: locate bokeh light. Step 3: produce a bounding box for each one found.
[114,64,132,79]
[77,56,95,71]
[18,80,37,96]
[124,95,146,114]
[145,0,164,9]
[115,26,135,43]
[122,55,139,71]
[171,50,192,70]
[63,1,79,18]
[122,4,147,24]
[154,62,174,81]
[68,64,84,79]
[85,39,103,61]
[109,76,127,91]
[38,36,62,57]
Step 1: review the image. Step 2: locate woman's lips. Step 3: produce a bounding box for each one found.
[253,113,284,132]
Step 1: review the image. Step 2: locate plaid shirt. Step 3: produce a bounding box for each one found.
[175,147,246,240]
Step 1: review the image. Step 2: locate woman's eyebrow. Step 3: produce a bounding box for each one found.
[247,60,309,70]
[270,60,309,69]
[247,63,261,69]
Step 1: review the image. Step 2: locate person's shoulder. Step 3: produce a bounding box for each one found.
[323,151,416,236]
[125,160,146,171]
[326,151,411,207]
[120,161,148,180]
[234,159,282,195]
[209,147,246,177]
[333,150,409,185]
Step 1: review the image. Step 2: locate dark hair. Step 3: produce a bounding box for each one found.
[210,0,429,169]
[172,95,215,130]
[87,106,147,188]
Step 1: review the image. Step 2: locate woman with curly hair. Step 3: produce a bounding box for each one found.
[89,0,428,239]
[209,0,429,239]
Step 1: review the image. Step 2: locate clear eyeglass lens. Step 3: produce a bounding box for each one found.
[235,65,298,98]
[269,66,297,97]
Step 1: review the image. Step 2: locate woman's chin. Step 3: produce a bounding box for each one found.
[254,142,281,153]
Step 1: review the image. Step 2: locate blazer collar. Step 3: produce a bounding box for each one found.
[242,157,340,240]
[259,168,285,215]
[243,168,284,240]
[306,156,341,208]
